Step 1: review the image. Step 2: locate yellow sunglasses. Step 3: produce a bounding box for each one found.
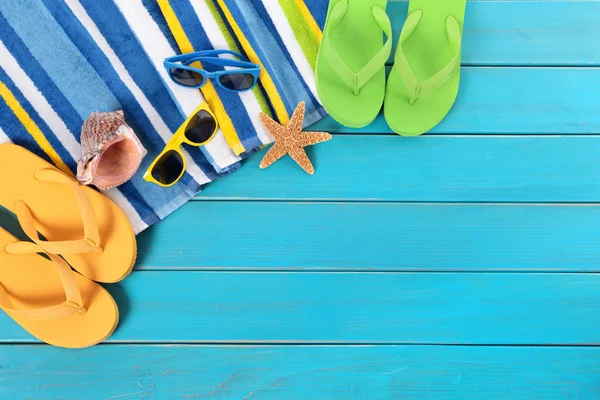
[144,102,218,187]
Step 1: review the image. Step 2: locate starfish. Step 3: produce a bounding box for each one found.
[259,102,332,174]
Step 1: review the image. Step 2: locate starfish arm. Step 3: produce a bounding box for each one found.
[258,112,285,140]
[287,101,306,135]
[259,143,289,169]
[288,146,315,175]
[297,131,332,147]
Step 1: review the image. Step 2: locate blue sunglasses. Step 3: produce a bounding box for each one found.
[164,49,261,92]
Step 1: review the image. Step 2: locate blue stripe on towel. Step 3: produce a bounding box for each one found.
[304,0,328,28]
[0,0,120,119]
[0,66,77,171]
[0,14,84,136]
[168,0,263,152]
[81,0,185,132]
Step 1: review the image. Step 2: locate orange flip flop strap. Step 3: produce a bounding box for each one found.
[15,168,103,255]
[0,242,86,320]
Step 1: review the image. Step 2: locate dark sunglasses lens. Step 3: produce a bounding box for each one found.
[170,68,204,87]
[151,150,184,186]
[185,110,217,144]
[219,73,255,91]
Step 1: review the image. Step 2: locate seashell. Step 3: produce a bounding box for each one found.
[77,110,147,191]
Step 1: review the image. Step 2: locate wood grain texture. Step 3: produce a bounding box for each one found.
[1,345,599,399]
[1,272,600,344]
[310,67,600,134]
[2,1,600,398]
[135,202,600,271]
[196,135,600,202]
[386,1,600,66]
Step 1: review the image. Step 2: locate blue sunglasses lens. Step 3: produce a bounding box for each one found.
[170,68,204,87]
[219,73,255,91]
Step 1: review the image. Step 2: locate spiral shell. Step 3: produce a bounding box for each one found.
[76,110,147,190]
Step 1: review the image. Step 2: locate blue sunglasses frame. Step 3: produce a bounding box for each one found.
[164,49,261,92]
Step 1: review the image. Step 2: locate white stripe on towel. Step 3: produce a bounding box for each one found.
[104,186,148,234]
[0,127,11,143]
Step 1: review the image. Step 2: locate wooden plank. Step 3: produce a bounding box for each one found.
[309,67,600,134]
[196,135,600,203]
[1,345,599,399]
[2,272,600,344]
[386,1,600,66]
[135,202,600,271]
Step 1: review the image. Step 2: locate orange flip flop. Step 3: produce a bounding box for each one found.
[0,228,118,348]
[0,144,136,283]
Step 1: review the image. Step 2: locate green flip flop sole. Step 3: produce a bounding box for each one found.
[384,0,467,136]
[315,0,392,128]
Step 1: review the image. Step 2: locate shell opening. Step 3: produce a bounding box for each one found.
[95,135,140,182]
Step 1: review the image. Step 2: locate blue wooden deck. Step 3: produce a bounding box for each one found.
[2,1,600,398]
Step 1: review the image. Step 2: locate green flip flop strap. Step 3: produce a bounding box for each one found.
[394,10,462,104]
[321,0,393,95]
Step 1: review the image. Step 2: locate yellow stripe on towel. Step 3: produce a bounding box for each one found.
[156,0,247,155]
[0,80,72,175]
[216,0,290,124]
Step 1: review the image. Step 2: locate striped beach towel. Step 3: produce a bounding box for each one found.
[0,0,328,233]
[156,0,329,153]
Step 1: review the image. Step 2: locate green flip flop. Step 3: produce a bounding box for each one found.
[384,0,467,136]
[315,0,392,128]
